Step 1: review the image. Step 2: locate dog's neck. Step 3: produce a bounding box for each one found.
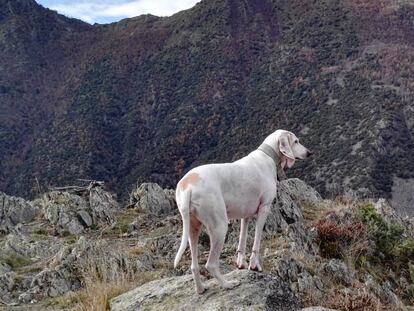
[257,143,286,181]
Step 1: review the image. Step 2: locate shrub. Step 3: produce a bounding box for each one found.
[314,218,367,260]
[357,202,414,303]
[357,202,405,260]
[408,263,414,300]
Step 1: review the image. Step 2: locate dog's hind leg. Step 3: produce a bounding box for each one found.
[189,215,204,294]
[205,211,237,290]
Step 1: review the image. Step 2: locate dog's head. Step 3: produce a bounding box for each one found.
[264,129,312,169]
[278,130,312,168]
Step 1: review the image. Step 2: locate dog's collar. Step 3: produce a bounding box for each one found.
[258,143,278,165]
[257,143,285,181]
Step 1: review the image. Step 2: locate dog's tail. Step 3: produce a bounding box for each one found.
[174,189,191,268]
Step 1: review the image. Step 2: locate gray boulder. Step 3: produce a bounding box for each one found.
[130,183,174,215]
[3,231,62,260]
[0,272,16,305]
[29,266,80,298]
[0,262,11,274]
[89,186,119,223]
[319,259,355,286]
[267,178,322,233]
[110,269,298,311]
[41,185,118,235]
[42,191,89,235]
[0,192,37,233]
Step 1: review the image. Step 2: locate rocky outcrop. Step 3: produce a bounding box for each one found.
[28,266,81,301]
[110,269,298,311]
[318,259,354,286]
[0,234,155,305]
[0,272,16,305]
[0,192,37,233]
[89,186,120,224]
[1,178,411,310]
[267,178,322,233]
[129,183,175,215]
[3,229,62,260]
[41,183,119,235]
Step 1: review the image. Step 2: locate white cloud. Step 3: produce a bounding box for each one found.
[48,0,201,24]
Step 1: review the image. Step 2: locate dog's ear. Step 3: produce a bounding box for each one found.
[279,134,295,168]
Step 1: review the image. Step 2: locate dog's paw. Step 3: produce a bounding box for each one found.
[249,253,262,272]
[236,259,248,270]
[248,262,263,272]
[196,285,206,295]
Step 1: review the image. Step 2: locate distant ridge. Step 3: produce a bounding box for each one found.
[0,0,413,215]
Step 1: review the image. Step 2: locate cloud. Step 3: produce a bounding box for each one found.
[43,0,201,24]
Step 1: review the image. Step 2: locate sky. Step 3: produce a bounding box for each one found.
[36,0,201,24]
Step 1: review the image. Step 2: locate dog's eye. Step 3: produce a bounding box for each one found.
[294,140,299,144]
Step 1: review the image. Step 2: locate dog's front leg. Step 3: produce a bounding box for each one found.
[249,204,270,271]
[236,217,250,269]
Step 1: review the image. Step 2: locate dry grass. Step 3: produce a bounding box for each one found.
[300,262,398,311]
[73,273,156,311]
[302,195,357,222]
[304,282,393,311]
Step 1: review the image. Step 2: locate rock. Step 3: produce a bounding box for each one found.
[3,231,62,260]
[89,186,119,223]
[41,185,118,235]
[285,223,319,254]
[128,220,140,232]
[297,271,323,299]
[42,191,89,235]
[319,259,354,286]
[30,266,80,298]
[164,188,177,210]
[110,269,298,311]
[364,274,405,307]
[77,210,93,227]
[0,192,37,233]
[279,178,322,203]
[0,262,11,274]
[266,178,321,234]
[268,249,324,299]
[269,250,303,282]
[19,236,154,302]
[0,272,16,305]
[130,183,174,215]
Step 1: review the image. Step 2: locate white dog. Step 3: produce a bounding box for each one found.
[174,129,312,294]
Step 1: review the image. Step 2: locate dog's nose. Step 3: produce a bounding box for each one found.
[307,150,313,157]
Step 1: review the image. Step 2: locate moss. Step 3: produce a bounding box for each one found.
[0,254,32,270]
[89,223,99,231]
[65,235,79,245]
[34,228,49,235]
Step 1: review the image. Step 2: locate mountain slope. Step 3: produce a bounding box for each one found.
[1,0,413,212]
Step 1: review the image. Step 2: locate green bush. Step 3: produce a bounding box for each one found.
[357,202,405,260]
[408,263,414,300]
[358,202,414,302]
